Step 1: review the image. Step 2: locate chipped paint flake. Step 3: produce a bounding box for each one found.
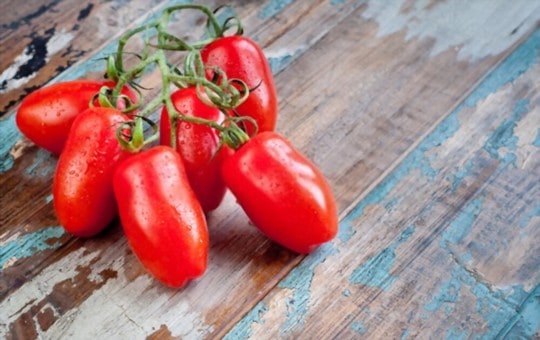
[276,243,338,334]
[0,114,21,173]
[224,302,269,340]
[349,226,415,290]
[362,0,540,61]
[351,320,366,334]
[258,0,294,19]
[0,226,65,269]
[265,45,307,74]
[440,196,484,248]
[339,28,540,241]
[0,29,74,93]
[483,99,529,166]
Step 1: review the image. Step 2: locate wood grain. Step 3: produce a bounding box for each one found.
[1,0,539,338]
[232,26,540,340]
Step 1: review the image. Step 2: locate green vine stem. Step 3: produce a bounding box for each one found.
[103,4,252,152]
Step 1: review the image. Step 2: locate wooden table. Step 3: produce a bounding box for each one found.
[1,1,539,338]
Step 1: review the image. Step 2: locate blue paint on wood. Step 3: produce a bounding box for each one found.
[0,226,65,269]
[224,27,540,339]
[338,110,460,243]
[424,264,518,338]
[519,204,540,228]
[277,243,338,334]
[340,29,540,242]
[24,148,56,177]
[496,285,540,339]
[424,271,461,315]
[342,288,351,297]
[462,30,539,109]
[258,0,294,19]
[483,99,529,167]
[267,54,294,75]
[330,0,347,5]
[533,128,540,147]
[350,247,397,290]
[449,158,475,192]
[349,225,415,290]
[223,301,269,340]
[400,328,411,340]
[440,196,484,247]
[45,193,53,204]
[351,320,366,334]
[0,114,21,174]
[445,326,467,340]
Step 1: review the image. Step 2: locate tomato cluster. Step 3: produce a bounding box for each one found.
[15,5,338,288]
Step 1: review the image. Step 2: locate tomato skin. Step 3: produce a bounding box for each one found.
[113,146,208,288]
[53,107,129,237]
[222,132,338,253]
[161,87,232,212]
[16,79,136,155]
[201,35,278,135]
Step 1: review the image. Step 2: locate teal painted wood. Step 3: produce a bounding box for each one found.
[0,1,375,338]
[2,0,540,338]
[229,27,540,339]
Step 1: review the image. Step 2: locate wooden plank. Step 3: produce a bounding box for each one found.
[1,0,539,338]
[0,1,377,338]
[0,0,176,116]
[229,26,540,339]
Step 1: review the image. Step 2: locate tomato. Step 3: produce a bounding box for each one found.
[16,79,137,155]
[201,35,278,135]
[113,146,208,288]
[53,107,129,237]
[222,132,338,253]
[161,87,232,212]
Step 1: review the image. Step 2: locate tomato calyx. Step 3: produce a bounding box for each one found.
[116,116,159,153]
[90,85,140,113]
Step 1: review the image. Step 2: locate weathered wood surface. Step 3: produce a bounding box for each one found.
[1,0,539,339]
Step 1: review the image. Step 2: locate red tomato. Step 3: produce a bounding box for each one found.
[113,146,208,288]
[161,87,232,212]
[16,79,137,155]
[222,132,338,253]
[53,107,129,237]
[201,35,278,135]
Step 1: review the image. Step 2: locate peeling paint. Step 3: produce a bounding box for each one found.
[440,196,484,248]
[483,99,529,166]
[424,272,461,315]
[518,203,540,228]
[0,226,65,269]
[445,326,467,340]
[349,225,415,291]
[24,148,56,177]
[351,320,366,334]
[533,128,540,147]
[449,158,475,192]
[338,28,540,242]
[0,241,212,338]
[496,285,540,338]
[265,45,307,75]
[362,0,540,61]
[0,114,20,173]
[258,0,294,19]
[424,264,518,338]
[400,328,411,340]
[0,28,74,93]
[223,302,268,340]
[278,243,338,334]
